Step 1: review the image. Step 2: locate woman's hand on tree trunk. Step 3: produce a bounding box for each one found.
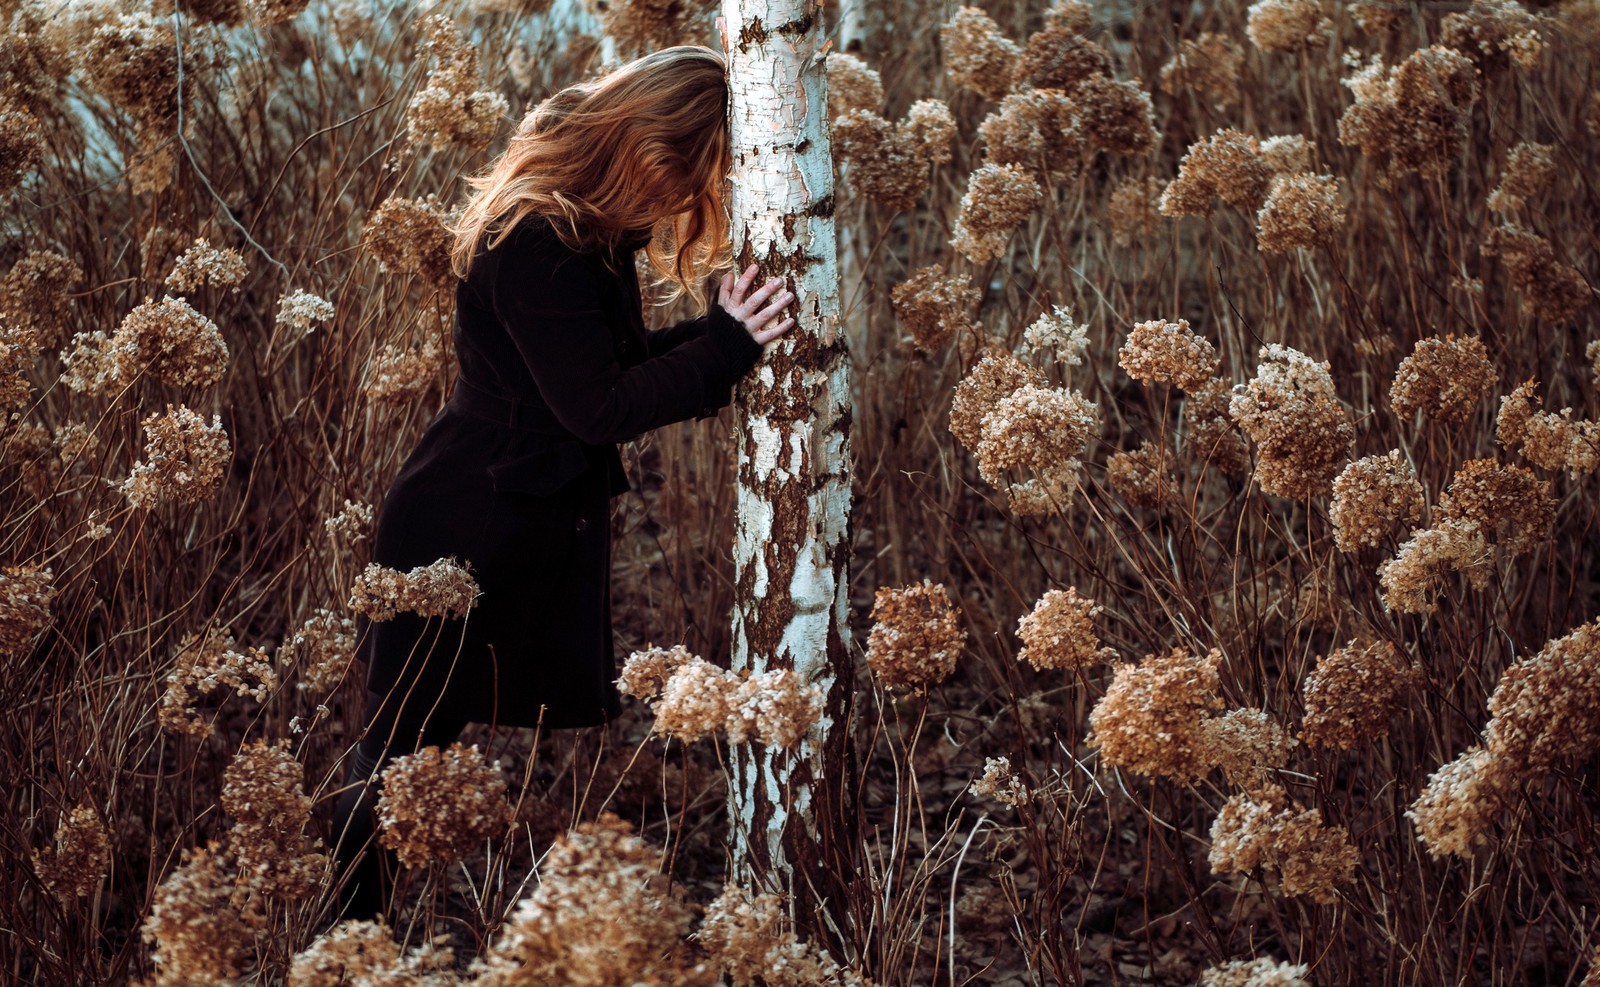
[719,264,795,345]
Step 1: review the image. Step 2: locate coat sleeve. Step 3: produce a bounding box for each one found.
[644,314,709,357]
[490,223,765,445]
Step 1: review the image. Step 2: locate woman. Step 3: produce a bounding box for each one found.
[331,45,792,921]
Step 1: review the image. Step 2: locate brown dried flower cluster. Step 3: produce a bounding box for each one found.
[595,0,700,58]
[1496,381,1600,476]
[1301,640,1423,749]
[890,266,980,353]
[324,499,374,540]
[0,100,44,199]
[1118,318,1218,391]
[1482,223,1591,324]
[348,558,480,621]
[1256,172,1344,253]
[290,919,455,986]
[159,628,277,738]
[1184,378,1252,476]
[627,650,822,748]
[1019,306,1089,366]
[1229,344,1353,500]
[360,196,455,291]
[1201,957,1310,986]
[1160,129,1271,217]
[376,742,512,867]
[1389,334,1496,426]
[30,803,110,902]
[826,53,884,120]
[64,296,230,394]
[122,406,232,508]
[1338,47,1480,182]
[406,15,507,153]
[901,100,957,166]
[979,89,1082,179]
[951,163,1043,263]
[1377,519,1492,616]
[274,288,335,342]
[165,238,248,293]
[1088,647,1224,781]
[1436,458,1553,554]
[1330,451,1424,551]
[1013,21,1110,91]
[473,813,709,987]
[975,383,1099,515]
[970,755,1030,807]
[1488,141,1554,213]
[282,607,357,695]
[950,351,1045,450]
[1246,0,1332,52]
[1407,745,1513,859]
[701,884,872,987]
[1202,709,1295,790]
[140,844,251,986]
[1259,135,1313,175]
[1441,0,1546,73]
[866,581,967,693]
[1,563,54,658]
[1209,783,1358,903]
[941,7,1021,101]
[1107,440,1174,509]
[1161,33,1244,110]
[222,740,326,898]
[364,338,443,404]
[1071,76,1158,157]
[834,105,950,211]
[1107,176,1163,248]
[1,249,82,350]
[1016,587,1113,672]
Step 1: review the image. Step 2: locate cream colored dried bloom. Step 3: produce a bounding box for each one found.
[223,739,326,898]
[970,755,1030,806]
[1017,587,1113,672]
[1200,709,1294,790]
[1019,306,1089,366]
[348,558,480,621]
[1256,172,1344,253]
[1107,440,1174,509]
[472,813,709,987]
[406,15,507,152]
[377,742,512,867]
[1,249,82,350]
[1185,378,1252,476]
[165,238,247,293]
[1519,406,1600,476]
[618,644,695,704]
[1407,746,1515,857]
[1160,129,1271,217]
[1209,783,1357,903]
[648,656,731,742]
[1482,222,1591,324]
[58,330,116,394]
[1484,618,1600,772]
[1089,648,1224,781]
[141,844,251,985]
[274,289,334,339]
[950,351,1046,451]
[951,163,1043,263]
[1072,76,1159,157]
[1259,135,1313,175]
[0,563,53,658]
[1390,334,1496,426]
[289,919,456,987]
[159,629,277,738]
[976,384,1098,514]
[1160,33,1243,110]
[283,608,357,695]
[723,667,823,748]
[360,195,455,291]
[1377,519,1492,616]
[72,296,229,394]
[701,884,872,987]
[1338,47,1480,181]
[1495,378,1538,448]
[1302,640,1422,750]
[890,266,980,353]
[1441,0,1545,73]
[122,406,231,508]
[323,499,373,540]
[1230,344,1353,499]
[364,338,443,404]
[942,7,1020,101]
[82,13,189,135]
[31,804,110,902]
[1330,451,1424,551]
[1436,458,1553,554]
[1246,0,1332,52]
[826,53,883,120]
[1488,141,1554,213]
[902,99,957,166]
[866,581,966,693]
[979,89,1083,179]
[1119,318,1218,391]
[1108,176,1163,248]
[1201,957,1311,986]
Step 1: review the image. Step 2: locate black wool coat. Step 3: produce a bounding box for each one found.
[355,213,765,730]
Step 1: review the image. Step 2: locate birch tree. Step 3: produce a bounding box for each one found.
[720,0,855,923]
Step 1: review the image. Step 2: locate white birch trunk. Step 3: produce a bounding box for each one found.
[720,0,855,920]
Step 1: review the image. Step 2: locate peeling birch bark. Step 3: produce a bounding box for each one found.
[721,0,855,927]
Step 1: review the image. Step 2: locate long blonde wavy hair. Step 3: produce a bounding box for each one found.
[448,46,731,306]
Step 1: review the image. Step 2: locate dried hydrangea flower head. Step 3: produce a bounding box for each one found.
[0,249,82,350]
[1201,956,1310,987]
[866,580,966,693]
[617,643,696,704]
[1488,141,1555,214]
[970,755,1030,806]
[1013,20,1110,91]
[1016,587,1113,672]
[360,195,455,291]
[890,265,980,353]
[833,110,932,212]
[1441,0,1546,73]
[1208,783,1358,903]
[121,406,232,508]
[159,628,277,738]
[1330,451,1425,552]
[1407,745,1515,857]
[165,238,248,293]
[1071,76,1158,157]
[1389,334,1496,427]
[0,101,44,199]
[951,162,1042,263]
[1259,135,1313,175]
[1483,618,1600,772]
[941,6,1021,101]
[1482,222,1591,324]
[1118,318,1218,391]
[1301,640,1422,749]
[950,351,1046,451]
[826,53,883,121]
[117,295,230,389]
[1246,0,1333,52]
[701,884,872,987]
[222,739,326,898]
[1513,401,1600,477]
[376,742,512,867]
[1229,344,1353,500]
[1107,175,1162,248]
[1019,305,1090,366]
[901,99,957,166]
[978,89,1083,179]
[1199,708,1295,790]
[975,383,1098,515]
[289,918,456,986]
[363,337,444,404]
[626,649,821,748]
[0,563,53,659]
[347,557,480,621]
[471,813,709,987]
[282,608,357,695]
[140,843,252,986]
[1256,172,1344,253]
[405,15,508,153]
[274,288,335,341]
[1435,458,1553,555]
[1106,440,1174,509]
[1184,378,1252,476]
[1337,46,1480,182]
[1160,33,1244,110]
[1088,647,1224,781]
[1377,518,1492,615]
[30,803,110,902]
[1160,129,1272,217]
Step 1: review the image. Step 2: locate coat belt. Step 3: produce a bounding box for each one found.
[447,375,561,433]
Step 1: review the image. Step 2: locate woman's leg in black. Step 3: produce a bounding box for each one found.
[329,686,467,923]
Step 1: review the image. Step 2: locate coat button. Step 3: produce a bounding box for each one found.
[574,517,588,531]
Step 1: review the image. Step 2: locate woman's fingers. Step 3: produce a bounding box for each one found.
[752,317,795,345]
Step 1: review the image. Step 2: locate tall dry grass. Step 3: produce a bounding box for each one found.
[2,0,1598,984]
